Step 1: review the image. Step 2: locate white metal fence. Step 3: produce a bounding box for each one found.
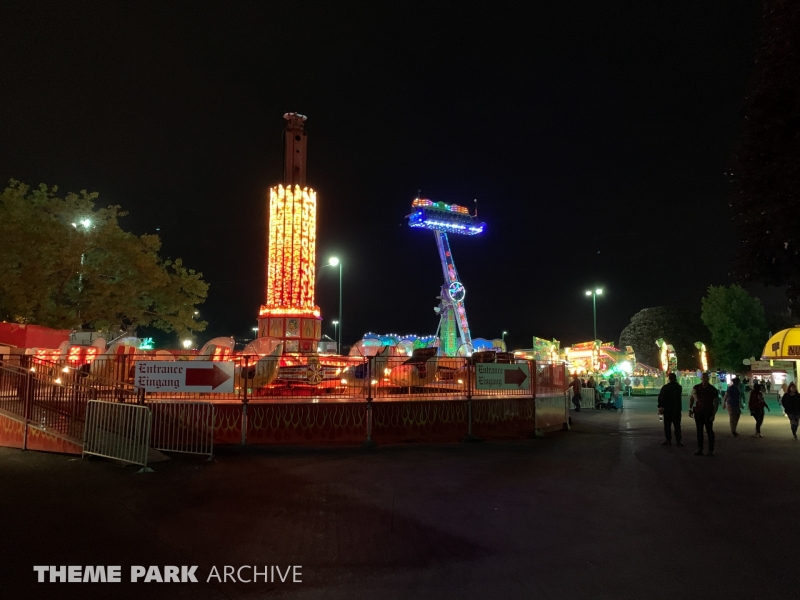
[83,401,152,472]
[568,388,597,409]
[149,401,214,458]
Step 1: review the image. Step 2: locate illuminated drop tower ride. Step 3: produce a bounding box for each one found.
[407,199,486,356]
[258,113,322,354]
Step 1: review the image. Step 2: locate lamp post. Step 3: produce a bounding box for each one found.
[585,288,603,340]
[72,218,92,292]
[502,331,507,343]
[332,320,339,349]
[323,257,343,354]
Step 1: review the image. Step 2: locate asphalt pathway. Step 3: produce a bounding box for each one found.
[1,395,799,600]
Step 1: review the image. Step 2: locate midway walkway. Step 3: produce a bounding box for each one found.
[1,395,798,599]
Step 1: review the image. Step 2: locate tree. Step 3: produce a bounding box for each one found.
[0,180,208,337]
[700,285,769,371]
[619,307,711,371]
[730,1,800,309]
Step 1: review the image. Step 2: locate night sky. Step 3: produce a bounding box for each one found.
[0,1,763,350]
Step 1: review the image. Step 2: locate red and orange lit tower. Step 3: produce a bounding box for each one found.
[257,113,321,353]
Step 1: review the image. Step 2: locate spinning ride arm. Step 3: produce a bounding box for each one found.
[435,231,472,355]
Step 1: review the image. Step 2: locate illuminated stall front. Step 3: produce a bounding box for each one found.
[760,328,800,387]
[564,341,635,376]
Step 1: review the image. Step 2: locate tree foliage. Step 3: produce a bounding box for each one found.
[730,1,800,309]
[619,307,711,370]
[700,285,769,371]
[0,180,208,336]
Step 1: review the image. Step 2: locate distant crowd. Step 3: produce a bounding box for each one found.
[657,373,799,456]
[568,375,629,411]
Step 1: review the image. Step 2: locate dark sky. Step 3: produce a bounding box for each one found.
[0,1,762,349]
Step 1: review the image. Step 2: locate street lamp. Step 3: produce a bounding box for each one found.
[332,320,339,347]
[322,257,343,354]
[585,288,603,340]
[72,218,93,295]
[182,339,192,349]
[502,331,507,342]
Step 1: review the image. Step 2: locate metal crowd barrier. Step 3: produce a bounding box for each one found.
[83,401,153,473]
[567,387,597,409]
[149,401,214,458]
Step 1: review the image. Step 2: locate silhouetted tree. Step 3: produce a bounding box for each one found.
[701,285,770,371]
[0,181,208,336]
[730,1,800,309]
[619,307,711,370]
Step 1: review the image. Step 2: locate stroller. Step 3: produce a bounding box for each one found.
[598,390,622,410]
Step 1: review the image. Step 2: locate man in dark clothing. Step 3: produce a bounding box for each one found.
[658,372,683,446]
[689,372,720,456]
[723,377,743,437]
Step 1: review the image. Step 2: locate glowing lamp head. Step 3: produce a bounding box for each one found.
[182,339,192,349]
[585,290,592,296]
[596,288,603,295]
[328,257,340,267]
[80,219,91,228]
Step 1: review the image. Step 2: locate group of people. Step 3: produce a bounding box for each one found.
[658,372,800,455]
[569,374,630,411]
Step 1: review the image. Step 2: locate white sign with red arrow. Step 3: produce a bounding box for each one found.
[475,363,530,391]
[135,361,234,393]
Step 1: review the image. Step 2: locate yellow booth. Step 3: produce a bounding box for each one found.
[760,328,800,387]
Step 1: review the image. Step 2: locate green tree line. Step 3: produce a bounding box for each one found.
[0,180,208,337]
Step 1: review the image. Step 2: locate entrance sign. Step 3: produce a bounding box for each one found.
[135,361,234,393]
[476,363,530,390]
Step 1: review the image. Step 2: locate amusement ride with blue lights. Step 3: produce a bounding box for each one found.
[407,198,486,356]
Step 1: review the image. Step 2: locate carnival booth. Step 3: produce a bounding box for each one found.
[760,328,800,387]
[564,340,635,375]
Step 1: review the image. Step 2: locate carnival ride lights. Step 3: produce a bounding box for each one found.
[260,184,319,319]
[257,112,322,355]
[694,341,709,372]
[407,198,486,357]
[656,338,677,373]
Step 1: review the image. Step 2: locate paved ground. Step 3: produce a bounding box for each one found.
[2,394,799,600]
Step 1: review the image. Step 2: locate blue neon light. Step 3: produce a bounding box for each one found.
[408,208,485,236]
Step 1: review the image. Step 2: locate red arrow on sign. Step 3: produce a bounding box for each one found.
[185,364,231,390]
[504,367,528,387]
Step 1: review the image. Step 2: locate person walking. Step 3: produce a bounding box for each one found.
[657,372,683,446]
[749,383,770,438]
[689,372,720,456]
[723,377,743,437]
[765,379,772,395]
[570,375,583,412]
[781,382,800,440]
